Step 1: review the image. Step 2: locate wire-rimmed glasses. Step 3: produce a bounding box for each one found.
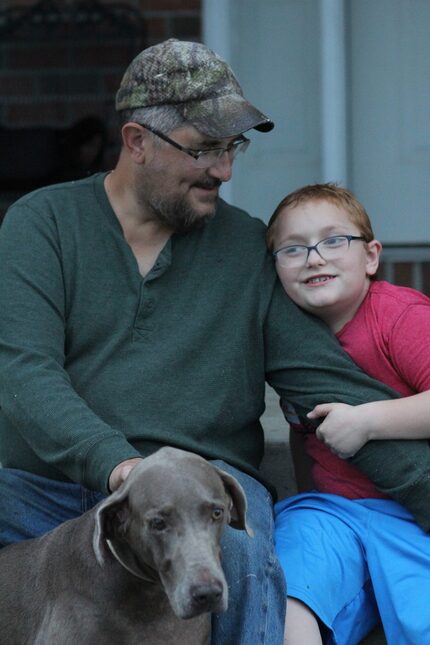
[137,123,250,169]
[273,235,366,268]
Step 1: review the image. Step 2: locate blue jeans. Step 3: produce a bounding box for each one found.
[0,464,286,645]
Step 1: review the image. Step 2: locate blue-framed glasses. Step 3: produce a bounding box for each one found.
[137,122,250,169]
[273,235,366,268]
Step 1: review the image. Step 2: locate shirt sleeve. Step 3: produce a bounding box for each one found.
[0,203,140,493]
[388,303,430,392]
[265,280,430,532]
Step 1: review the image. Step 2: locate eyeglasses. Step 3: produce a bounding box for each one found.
[138,123,250,169]
[273,235,366,268]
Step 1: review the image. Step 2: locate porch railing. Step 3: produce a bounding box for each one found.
[378,244,430,296]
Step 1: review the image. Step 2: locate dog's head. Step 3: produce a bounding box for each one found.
[93,447,253,619]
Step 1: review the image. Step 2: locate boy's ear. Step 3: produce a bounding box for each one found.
[365,239,382,277]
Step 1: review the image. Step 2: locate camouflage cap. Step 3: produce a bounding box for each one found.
[115,38,274,138]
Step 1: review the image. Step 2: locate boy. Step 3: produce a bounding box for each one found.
[266,183,430,645]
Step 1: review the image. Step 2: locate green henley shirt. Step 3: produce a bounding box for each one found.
[0,173,429,529]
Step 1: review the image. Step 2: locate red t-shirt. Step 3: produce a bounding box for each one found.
[284,280,430,499]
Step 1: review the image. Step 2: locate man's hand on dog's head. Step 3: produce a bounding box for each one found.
[109,458,144,492]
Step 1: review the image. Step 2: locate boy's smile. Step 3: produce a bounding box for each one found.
[273,199,381,332]
[304,274,336,285]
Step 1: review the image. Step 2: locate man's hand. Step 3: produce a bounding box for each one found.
[108,457,144,492]
[307,403,371,458]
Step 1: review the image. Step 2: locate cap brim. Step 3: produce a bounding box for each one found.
[182,93,274,138]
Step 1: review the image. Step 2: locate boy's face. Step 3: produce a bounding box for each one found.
[273,199,381,332]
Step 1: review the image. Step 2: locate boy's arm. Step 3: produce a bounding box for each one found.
[307,390,430,457]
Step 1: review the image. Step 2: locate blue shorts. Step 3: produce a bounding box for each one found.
[274,492,430,645]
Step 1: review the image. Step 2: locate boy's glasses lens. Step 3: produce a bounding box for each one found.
[274,235,364,267]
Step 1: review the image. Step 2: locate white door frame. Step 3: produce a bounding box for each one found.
[202,0,348,206]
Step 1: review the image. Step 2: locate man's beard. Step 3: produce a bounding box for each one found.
[142,178,222,234]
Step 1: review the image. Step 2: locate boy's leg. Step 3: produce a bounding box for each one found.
[0,468,105,546]
[210,461,287,645]
[364,499,430,645]
[274,492,380,645]
[285,598,323,645]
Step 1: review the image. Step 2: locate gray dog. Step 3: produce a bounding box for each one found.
[0,447,253,644]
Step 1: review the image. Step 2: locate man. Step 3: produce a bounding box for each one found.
[0,39,429,645]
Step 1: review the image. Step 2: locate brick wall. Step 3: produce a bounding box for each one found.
[0,0,201,127]
[0,0,201,215]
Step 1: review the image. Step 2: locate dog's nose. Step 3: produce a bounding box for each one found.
[190,581,223,610]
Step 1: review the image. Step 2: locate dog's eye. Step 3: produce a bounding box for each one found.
[149,518,167,531]
[212,508,224,521]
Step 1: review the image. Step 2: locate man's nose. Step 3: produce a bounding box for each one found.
[207,151,233,182]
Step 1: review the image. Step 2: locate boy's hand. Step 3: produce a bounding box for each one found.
[307,403,370,458]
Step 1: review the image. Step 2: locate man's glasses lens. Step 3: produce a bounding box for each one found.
[194,138,250,168]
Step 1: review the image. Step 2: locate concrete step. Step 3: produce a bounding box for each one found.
[260,386,387,645]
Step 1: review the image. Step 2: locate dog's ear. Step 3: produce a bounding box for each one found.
[214,467,254,537]
[93,486,158,582]
[93,487,130,566]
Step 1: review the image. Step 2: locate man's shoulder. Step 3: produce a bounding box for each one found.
[216,198,265,226]
[3,173,105,229]
[203,199,275,286]
[214,198,267,239]
[8,173,102,211]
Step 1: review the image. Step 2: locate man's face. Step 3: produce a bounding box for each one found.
[135,124,236,233]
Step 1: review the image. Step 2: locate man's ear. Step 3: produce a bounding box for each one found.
[365,239,382,277]
[121,122,148,163]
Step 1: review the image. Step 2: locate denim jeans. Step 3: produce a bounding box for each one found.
[0,464,286,645]
[210,461,287,645]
